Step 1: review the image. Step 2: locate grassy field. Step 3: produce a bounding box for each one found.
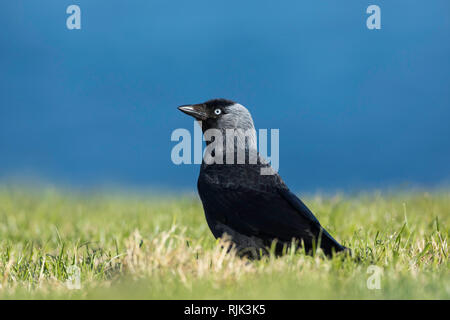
[0,186,448,299]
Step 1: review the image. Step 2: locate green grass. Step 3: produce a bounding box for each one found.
[0,186,448,299]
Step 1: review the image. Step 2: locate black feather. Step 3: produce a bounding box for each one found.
[198,160,347,256]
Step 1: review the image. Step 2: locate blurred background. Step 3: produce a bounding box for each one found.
[0,1,449,192]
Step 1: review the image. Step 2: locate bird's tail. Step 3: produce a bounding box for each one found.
[317,227,350,256]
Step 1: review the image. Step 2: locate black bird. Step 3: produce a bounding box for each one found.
[178,98,348,257]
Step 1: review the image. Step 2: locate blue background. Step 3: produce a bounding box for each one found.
[1,1,449,192]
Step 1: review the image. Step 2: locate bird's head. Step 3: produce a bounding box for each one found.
[178,98,255,132]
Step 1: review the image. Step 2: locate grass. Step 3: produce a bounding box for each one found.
[0,186,448,299]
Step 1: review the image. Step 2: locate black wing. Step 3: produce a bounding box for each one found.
[278,187,346,253]
[198,167,345,254]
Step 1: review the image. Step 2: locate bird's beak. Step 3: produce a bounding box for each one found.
[178,104,208,120]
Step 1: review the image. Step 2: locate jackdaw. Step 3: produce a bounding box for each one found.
[178,98,348,257]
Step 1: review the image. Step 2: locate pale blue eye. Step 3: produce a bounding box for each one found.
[214,109,222,115]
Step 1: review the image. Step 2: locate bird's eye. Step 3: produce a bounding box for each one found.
[214,109,222,115]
